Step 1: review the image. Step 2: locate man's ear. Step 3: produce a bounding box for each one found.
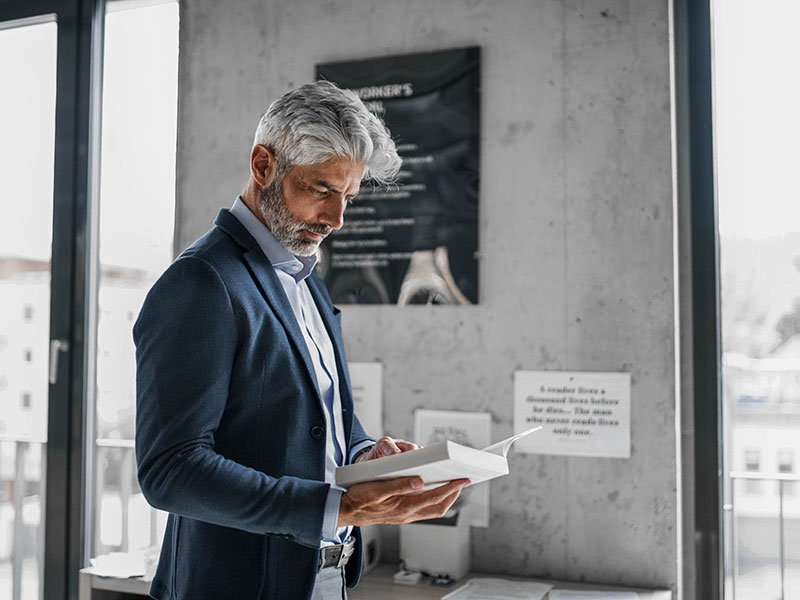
[250,144,277,189]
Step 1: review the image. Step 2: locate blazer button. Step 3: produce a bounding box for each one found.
[310,426,325,440]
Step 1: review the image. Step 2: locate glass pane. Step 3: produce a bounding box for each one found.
[90,0,178,560]
[0,18,57,600]
[714,1,800,598]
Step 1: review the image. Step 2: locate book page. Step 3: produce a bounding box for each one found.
[481,426,543,457]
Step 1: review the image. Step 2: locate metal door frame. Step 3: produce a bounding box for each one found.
[0,1,104,598]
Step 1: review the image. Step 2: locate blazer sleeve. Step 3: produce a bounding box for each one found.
[347,413,374,464]
[134,255,329,549]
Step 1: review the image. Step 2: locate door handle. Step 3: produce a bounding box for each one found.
[49,339,69,385]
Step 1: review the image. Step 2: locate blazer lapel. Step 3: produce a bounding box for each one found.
[214,210,324,414]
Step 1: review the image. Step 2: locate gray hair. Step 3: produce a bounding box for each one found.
[253,81,401,185]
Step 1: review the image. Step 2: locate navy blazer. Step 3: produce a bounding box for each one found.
[134,208,373,600]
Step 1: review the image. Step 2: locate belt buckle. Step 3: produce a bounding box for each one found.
[335,537,355,569]
[318,536,355,571]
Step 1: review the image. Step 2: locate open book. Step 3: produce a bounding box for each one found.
[335,426,542,488]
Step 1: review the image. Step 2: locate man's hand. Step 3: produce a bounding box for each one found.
[354,436,420,463]
[337,476,469,527]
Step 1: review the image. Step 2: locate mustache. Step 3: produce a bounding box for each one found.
[301,223,333,237]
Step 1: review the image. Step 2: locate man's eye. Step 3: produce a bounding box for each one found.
[346,196,357,204]
[312,187,328,196]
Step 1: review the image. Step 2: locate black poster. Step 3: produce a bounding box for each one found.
[316,47,480,305]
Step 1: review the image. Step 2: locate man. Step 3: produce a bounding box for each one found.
[134,81,468,600]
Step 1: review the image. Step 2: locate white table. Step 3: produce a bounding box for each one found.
[79,570,151,599]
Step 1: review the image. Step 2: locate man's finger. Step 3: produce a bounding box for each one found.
[436,488,463,513]
[396,440,421,452]
[352,476,424,501]
[376,438,402,456]
[415,478,470,504]
[415,489,462,521]
[393,479,468,515]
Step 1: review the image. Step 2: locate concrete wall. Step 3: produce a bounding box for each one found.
[175,0,680,592]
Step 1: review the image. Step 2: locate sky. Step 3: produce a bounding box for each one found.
[0,20,57,263]
[713,0,800,241]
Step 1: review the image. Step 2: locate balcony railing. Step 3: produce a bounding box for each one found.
[93,438,163,556]
[0,438,45,600]
[726,471,800,600]
[1,437,165,600]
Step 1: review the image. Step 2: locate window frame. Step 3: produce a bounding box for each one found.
[0,1,104,598]
[673,0,722,598]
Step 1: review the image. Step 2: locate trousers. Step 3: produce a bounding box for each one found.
[311,566,347,600]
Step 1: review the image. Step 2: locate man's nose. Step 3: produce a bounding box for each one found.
[320,197,346,230]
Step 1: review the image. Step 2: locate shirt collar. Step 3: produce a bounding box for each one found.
[229,196,317,282]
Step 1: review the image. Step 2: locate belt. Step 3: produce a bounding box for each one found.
[318,536,355,571]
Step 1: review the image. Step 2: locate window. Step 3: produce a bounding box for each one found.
[743,448,762,496]
[777,448,797,497]
[744,448,760,472]
[87,0,178,560]
[714,2,800,597]
[778,448,794,474]
[0,16,57,599]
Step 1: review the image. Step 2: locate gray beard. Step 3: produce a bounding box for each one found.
[257,175,331,257]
